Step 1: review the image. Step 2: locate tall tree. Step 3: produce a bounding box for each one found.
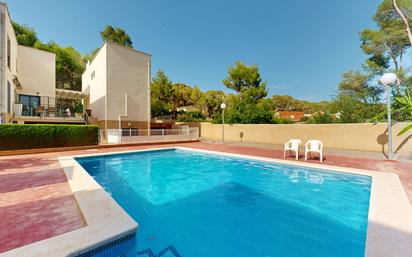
[151,70,173,117]
[204,90,225,118]
[393,0,412,46]
[223,61,268,102]
[100,25,133,47]
[338,70,382,104]
[360,0,411,73]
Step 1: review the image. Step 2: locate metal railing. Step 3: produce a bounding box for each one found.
[13,102,82,119]
[103,127,199,144]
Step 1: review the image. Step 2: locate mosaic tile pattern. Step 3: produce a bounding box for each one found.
[75,233,136,257]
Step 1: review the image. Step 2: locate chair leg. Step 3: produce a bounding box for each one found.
[295,150,298,160]
[283,150,286,158]
[305,151,307,161]
[320,152,323,162]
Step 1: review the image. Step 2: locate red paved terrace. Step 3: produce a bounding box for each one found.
[1,141,412,253]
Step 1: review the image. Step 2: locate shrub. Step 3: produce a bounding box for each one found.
[212,100,274,124]
[306,113,335,124]
[273,117,295,124]
[0,124,99,150]
[176,111,206,122]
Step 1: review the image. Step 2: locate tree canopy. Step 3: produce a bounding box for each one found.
[12,21,38,47]
[100,25,133,47]
[12,22,85,91]
[10,0,412,126]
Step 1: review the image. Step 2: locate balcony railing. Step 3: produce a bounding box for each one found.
[13,103,81,119]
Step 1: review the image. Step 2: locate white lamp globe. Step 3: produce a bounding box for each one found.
[380,73,398,87]
[220,103,227,109]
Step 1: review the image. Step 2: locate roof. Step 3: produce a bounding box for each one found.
[18,45,57,57]
[87,41,151,66]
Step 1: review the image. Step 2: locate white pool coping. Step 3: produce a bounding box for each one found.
[2,146,412,257]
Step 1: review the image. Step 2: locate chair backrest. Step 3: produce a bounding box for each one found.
[306,140,323,151]
[287,139,301,148]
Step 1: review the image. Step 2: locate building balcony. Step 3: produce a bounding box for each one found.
[12,102,85,124]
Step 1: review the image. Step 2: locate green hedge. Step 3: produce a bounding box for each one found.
[0,124,99,150]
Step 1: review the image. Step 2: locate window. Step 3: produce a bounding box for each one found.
[7,81,11,113]
[7,36,10,69]
[19,94,40,116]
[91,71,95,80]
[122,128,138,137]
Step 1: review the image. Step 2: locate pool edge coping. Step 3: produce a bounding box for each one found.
[0,154,139,257]
[2,145,412,257]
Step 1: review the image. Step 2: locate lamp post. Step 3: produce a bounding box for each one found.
[220,103,226,143]
[380,73,398,160]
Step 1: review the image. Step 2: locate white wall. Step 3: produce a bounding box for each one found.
[17,46,56,98]
[0,4,18,114]
[82,44,107,123]
[106,42,150,123]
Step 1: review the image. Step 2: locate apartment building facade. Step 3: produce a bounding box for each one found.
[82,41,151,134]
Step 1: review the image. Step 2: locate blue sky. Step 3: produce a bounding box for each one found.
[7,0,383,101]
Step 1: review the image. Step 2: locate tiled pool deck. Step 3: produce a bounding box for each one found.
[1,141,412,254]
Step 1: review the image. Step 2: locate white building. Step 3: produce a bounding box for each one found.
[82,41,151,134]
[0,2,86,124]
[0,2,151,129]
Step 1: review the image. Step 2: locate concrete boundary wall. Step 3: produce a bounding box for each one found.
[198,122,412,159]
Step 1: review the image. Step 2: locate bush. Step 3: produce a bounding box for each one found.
[176,111,206,122]
[0,124,99,150]
[306,113,335,124]
[273,117,295,124]
[212,100,274,124]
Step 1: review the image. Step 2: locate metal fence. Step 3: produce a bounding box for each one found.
[103,127,199,144]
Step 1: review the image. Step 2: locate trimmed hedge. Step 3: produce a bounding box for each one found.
[0,124,99,150]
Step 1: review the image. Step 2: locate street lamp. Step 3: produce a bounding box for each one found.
[380,72,398,159]
[220,103,226,143]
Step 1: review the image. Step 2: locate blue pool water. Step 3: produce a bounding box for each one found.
[76,148,371,257]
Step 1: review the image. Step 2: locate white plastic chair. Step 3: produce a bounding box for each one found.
[284,139,301,160]
[305,140,323,162]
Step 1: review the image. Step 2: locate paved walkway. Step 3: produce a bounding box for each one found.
[1,141,411,253]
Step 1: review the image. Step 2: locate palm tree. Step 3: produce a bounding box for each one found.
[396,92,412,135]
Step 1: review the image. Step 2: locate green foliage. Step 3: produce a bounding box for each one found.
[151,70,173,117]
[34,42,85,91]
[360,0,410,72]
[176,111,206,122]
[100,25,133,47]
[204,90,225,118]
[12,22,38,47]
[74,103,83,113]
[332,0,412,124]
[12,21,85,91]
[223,61,265,92]
[0,124,99,150]
[338,70,382,104]
[151,70,210,119]
[395,91,412,135]
[305,113,335,124]
[270,95,329,113]
[330,94,384,123]
[273,117,295,124]
[213,97,274,124]
[398,123,412,136]
[223,61,268,102]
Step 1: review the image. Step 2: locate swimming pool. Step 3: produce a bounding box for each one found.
[76,148,371,257]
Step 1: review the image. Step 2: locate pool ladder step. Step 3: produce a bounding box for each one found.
[137,245,182,257]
